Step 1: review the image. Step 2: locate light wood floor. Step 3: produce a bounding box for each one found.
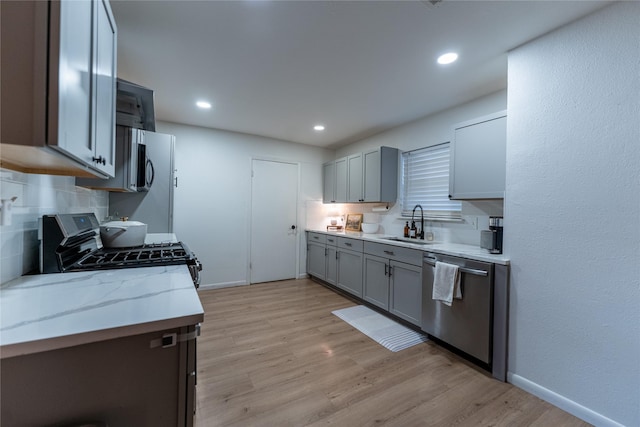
[195,278,590,427]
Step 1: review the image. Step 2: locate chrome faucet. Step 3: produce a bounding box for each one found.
[412,204,424,240]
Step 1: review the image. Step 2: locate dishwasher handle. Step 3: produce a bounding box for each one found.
[423,257,488,277]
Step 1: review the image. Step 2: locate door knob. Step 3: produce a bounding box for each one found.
[291,225,296,230]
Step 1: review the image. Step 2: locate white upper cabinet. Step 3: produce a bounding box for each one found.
[323,147,398,204]
[449,110,507,200]
[0,0,117,178]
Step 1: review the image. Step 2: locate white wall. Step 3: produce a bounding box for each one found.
[505,3,640,426]
[0,169,109,284]
[334,90,507,244]
[156,121,334,288]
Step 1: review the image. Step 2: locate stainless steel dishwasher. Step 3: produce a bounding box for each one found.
[421,252,493,364]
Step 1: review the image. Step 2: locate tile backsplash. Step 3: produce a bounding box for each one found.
[0,168,108,284]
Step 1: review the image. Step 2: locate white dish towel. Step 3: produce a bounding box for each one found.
[432,261,462,306]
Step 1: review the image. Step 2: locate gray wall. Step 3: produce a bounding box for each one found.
[505,3,639,426]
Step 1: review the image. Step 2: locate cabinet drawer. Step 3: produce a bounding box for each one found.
[308,232,326,244]
[337,237,363,252]
[363,241,422,266]
[326,235,338,246]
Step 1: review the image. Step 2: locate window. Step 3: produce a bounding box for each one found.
[401,143,461,218]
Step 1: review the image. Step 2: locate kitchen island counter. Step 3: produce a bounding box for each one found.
[0,265,203,359]
[307,229,510,265]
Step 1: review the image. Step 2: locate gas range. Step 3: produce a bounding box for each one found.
[40,213,202,287]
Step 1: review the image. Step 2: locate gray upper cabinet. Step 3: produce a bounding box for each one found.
[449,110,507,200]
[0,0,117,178]
[323,147,398,204]
[363,147,398,202]
[321,156,348,203]
[347,153,363,202]
[335,157,348,202]
[322,161,336,203]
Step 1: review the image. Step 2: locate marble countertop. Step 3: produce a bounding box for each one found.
[0,265,204,359]
[307,229,510,265]
[144,233,178,244]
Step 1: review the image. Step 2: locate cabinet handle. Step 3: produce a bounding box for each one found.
[383,250,394,256]
[313,236,319,240]
[388,265,392,277]
[345,242,352,247]
[92,155,106,165]
[384,264,388,276]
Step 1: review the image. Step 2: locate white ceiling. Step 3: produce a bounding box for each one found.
[111,0,609,149]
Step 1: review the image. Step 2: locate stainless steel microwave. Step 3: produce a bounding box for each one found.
[76,126,154,192]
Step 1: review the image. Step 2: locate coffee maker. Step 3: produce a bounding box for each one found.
[480,216,503,254]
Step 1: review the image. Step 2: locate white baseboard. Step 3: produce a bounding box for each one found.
[507,373,625,427]
[197,280,247,290]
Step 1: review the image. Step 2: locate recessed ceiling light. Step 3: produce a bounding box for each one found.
[314,125,325,131]
[437,52,458,65]
[196,101,211,109]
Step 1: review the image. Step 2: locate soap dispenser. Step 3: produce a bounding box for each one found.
[410,221,417,238]
[403,221,410,238]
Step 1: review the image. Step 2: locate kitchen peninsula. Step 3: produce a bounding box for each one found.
[0,262,203,426]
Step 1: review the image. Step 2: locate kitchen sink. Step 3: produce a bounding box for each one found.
[382,237,432,245]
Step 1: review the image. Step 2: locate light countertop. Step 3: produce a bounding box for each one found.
[307,229,510,265]
[145,233,178,244]
[0,265,204,359]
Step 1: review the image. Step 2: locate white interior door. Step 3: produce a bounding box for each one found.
[250,159,298,284]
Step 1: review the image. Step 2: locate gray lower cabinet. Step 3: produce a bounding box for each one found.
[336,237,364,297]
[337,248,363,297]
[389,260,422,325]
[1,326,196,427]
[307,232,339,284]
[307,241,326,280]
[363,241,422,326]
[325,236,338,286]
[363,254,390,309]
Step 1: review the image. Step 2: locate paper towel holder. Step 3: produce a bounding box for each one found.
[0,196,18,226]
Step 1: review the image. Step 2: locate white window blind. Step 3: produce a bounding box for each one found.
[401,143,461,218]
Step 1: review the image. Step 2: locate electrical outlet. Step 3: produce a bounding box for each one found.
[466,216,478,229]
